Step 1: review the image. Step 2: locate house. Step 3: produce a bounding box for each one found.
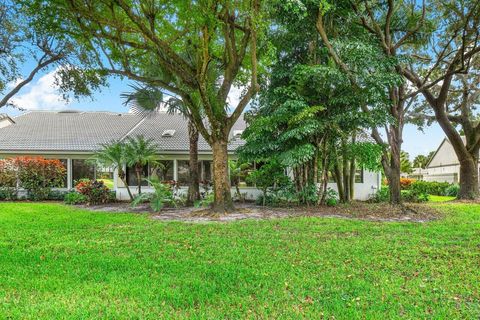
[424,137,477,184]
[0,111,382,200]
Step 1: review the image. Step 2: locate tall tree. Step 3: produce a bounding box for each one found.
[31,0,264,212]
[0,0,104,109]
[402,0,480,198]
[314,0,428,204]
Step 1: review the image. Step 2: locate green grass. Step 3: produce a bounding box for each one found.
[1,203,479,319]
[429,195,457,202]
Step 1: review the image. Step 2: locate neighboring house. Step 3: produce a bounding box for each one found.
[424,137,476,184]
[0,111,381,200]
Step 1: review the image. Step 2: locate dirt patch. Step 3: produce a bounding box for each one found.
[78,201,442,223]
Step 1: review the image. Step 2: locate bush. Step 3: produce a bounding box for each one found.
[0,187,17,201]
[400,178,416,190]
[14,157,66,200]
[64,192,87,205]
[411,180,451,196]
[75,179,111,205]
[0,159,17,188]
[401,190,429,203]
[325,188,338,207]
[370,187,390,203]
[132,178,176,211]
[445,184,460,197]
[47,190,68,201]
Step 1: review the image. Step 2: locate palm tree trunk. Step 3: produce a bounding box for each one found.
[135,166,142,194]
[118,168,134,201]
[187,121,200,206]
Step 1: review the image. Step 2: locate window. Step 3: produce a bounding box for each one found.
[150,160,174,182]
[355,168,364,183]
[126,165,149,186]
[177,160,190,186]
[72,159,95,184]
[199,161,212,183]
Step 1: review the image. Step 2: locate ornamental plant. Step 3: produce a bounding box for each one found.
[75,179,112,205]
[14,157,66,200]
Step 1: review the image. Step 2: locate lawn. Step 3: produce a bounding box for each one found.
[0,203,479,319]
[429,195,457,202]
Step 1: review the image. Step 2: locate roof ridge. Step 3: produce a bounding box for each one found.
[120,115,149,141]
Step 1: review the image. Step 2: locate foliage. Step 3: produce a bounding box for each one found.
[63,192,87,205]
[413,154,430,169]
[401,190,429,203]
[47,190,68,201]
[400,178,416,190]
[325,188,339,207]
[0,187,17,201]
[246,161,290,206]
[131,178,176,212]
[75,179,111,205]
[14,157,66,201]
[410,181,452,197]
[400,151,413,174]
[370,187,390,203]
[0,158,17,187]
[124,135,160,193]
[91,140,134,201]
[445,184,460,197]
[194,192,215,209]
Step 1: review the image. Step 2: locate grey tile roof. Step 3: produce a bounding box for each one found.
[0,111,246,153]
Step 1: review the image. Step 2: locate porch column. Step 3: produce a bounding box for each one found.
[67,158,73,189]
[173,159,178,181]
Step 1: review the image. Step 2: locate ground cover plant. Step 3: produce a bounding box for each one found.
[0,202,479,318]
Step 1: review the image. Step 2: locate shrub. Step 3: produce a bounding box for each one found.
[370,187,389,203]
[325,188,338,207]
[401,190,429,203]
[445,184,460,197]
[0,187,17,201]
[14,157,66,200]
[400,178,416,190]
[47,190,68,201]
[64,192,87,205]
[0,158,17,188]
[410,180,451,196]
[75,179,111,205]
[132,178,176,211]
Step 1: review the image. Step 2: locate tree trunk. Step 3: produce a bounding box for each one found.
[187,121,200,206]
[387,150,402,205]
[211,139,234,212]
[333,164,345,201]
[458,155,479,199]
[349,160,355,201]
[135,166,142,194]
[118,168,134,201]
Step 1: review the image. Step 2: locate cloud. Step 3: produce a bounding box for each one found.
[9,69,70,110]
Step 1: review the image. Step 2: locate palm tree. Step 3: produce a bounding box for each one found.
[124,135,159,194]
[121,84,201,205]
[91,141,134,201]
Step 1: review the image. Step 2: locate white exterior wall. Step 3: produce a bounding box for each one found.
[325,170,381,201]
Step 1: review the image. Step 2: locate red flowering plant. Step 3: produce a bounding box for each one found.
[14,157,66,200]
[75,179,112,205]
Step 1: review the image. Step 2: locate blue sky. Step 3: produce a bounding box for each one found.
[2,65,445,160]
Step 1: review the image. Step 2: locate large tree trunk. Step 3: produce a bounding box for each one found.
[211,139,234,212]
[187,121,200,206]
[385,150,402,205]
[457,153,479,199]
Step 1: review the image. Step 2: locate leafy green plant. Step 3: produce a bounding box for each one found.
[0,187,17,201]
[411,181,451,196]
[246,161,290,206]
[401,190,429,203]
[131,178,175,212]
[75,179,111,205]
[445,184,460,197]
[325,188,338,207]
[47,190,68,201]
[194,192,215,208]
[370,187,390,203]
[64,192,87,205]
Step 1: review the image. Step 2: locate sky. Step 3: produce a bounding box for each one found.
[2,66,446,160]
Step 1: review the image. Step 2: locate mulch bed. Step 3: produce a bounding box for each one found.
[78,201,442,223]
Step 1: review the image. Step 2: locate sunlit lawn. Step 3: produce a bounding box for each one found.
[0,202,479,319]
[429,195,457,202]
